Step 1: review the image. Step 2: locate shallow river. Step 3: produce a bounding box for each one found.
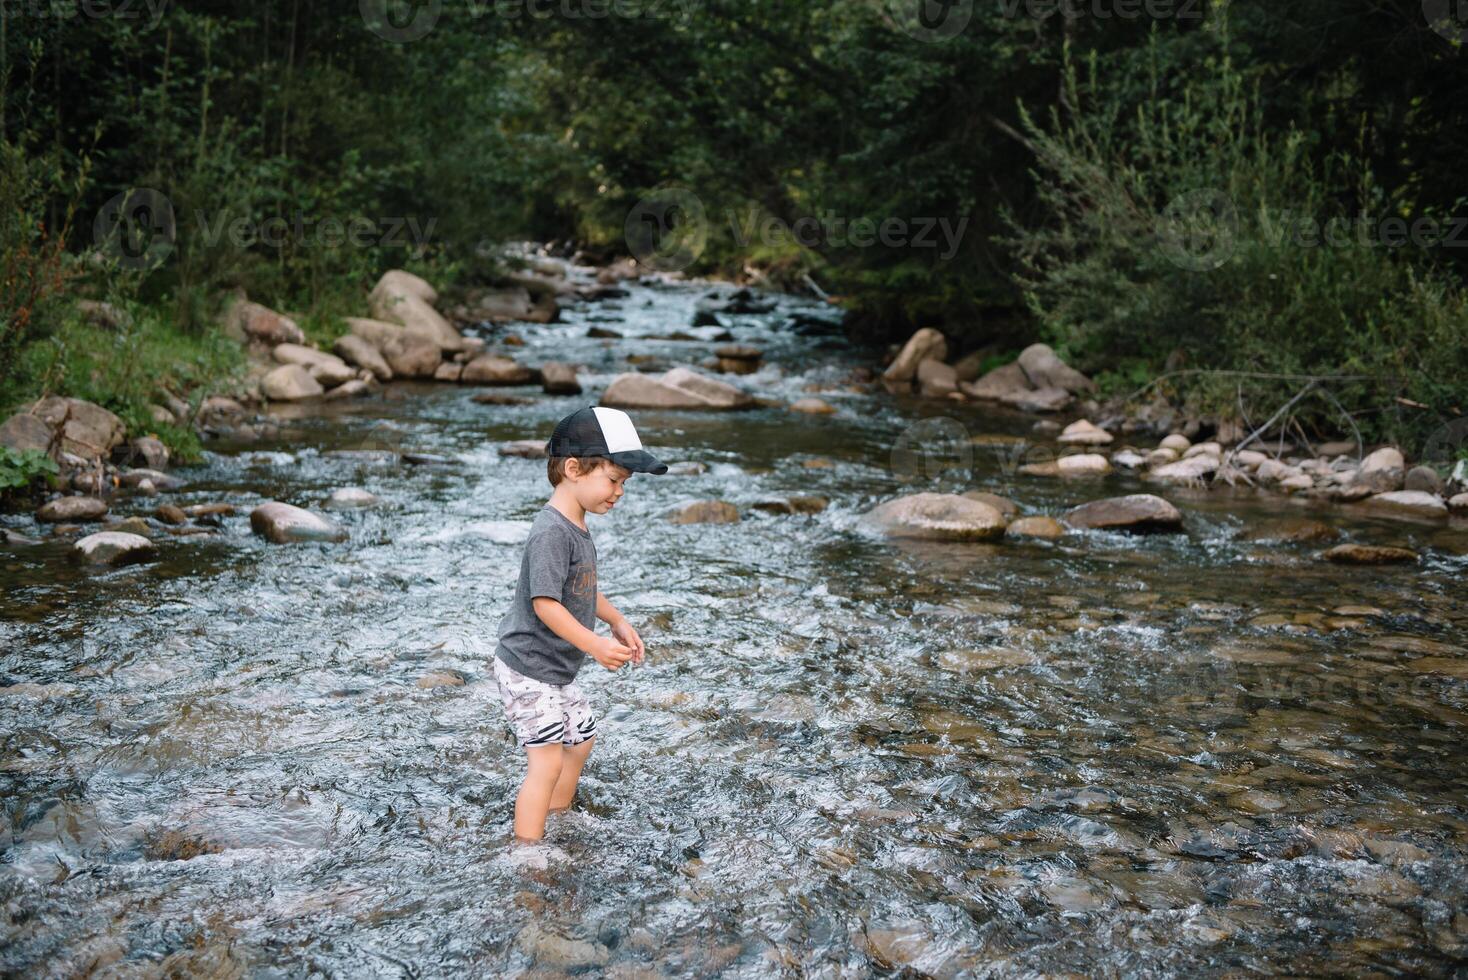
[3,278,1467,977]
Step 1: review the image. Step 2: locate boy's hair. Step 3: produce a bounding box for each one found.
[547,455,611,486]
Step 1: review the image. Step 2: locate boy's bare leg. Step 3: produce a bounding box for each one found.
[514,744,564,841]
[548,736,595,812]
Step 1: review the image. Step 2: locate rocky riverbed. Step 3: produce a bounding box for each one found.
[2,260,1467,976]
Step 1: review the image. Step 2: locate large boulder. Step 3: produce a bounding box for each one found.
[601,367,753,411]
[383,334,444,379]
[1352,447,1405,494]
[882,329,948,384]
[346,317,406,353]
[369,270,464,352]
[0,412,54,454]
[249,502,348,544]
[74,531,155,565]
[1063,494,1184,533]
[1016,343,1095,394]
[225,298,305,347]
[261,364,324,401]
[332,335,393,381]
[272,343,356,387]
[23,397,125,462]
[861,493,1008,541]
[462,355,533,386]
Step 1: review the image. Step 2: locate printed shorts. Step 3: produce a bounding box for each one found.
[493,658,597,748]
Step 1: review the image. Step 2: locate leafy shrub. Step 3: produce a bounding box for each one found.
[0,447,59,504]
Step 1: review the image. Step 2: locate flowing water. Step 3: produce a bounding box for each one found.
[3,278,1467,977]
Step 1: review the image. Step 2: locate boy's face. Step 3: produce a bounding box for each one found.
[566,459,633,515]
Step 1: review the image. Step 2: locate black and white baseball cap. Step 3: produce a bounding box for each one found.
[548,406,669,475]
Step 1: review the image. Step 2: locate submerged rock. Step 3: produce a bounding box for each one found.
[324,488,379,510]
[666,500,740,524]
[462,354,533,386]
[1366,490,1449,519]
[249,502,348,544]
[1006,516,1066,540]
[862,493,1007,541]
[37,496,108,522]
[790,397,836,415]
[500,440,547,459]
[1322,544,1418,565]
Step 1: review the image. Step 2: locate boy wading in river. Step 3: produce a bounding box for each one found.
[493,406,668,842]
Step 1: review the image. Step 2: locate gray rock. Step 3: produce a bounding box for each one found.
[461,355,532,386]
[23,396,125,462]
[861,493,1007,541]
[0,412,53,454]
[37,496,108,522]
[1366,490,1449,519]
[272,343,356,386]
[1000,385,1073,413]
[961,362,1030,402]
[346,316,407,352]
[1017,343,1095,393]
[1063,494,1184,533]
[514,922,610,970]
[249,502,348,543]
[1322,544,1417,565]
[324,379,372,401]
[324,487,379,510]
[384,334,444,379]
[1404,465,1444,495]
[369,269,464,351]
[225,298,305,346]
[119,468,180,490]
[541,361,582,395]
[74,531,156,565]
[129,435,170,471]
[1006,515,1066,540]
[916,358,958,398]
[500,440,548,459]
[601,367,753,411]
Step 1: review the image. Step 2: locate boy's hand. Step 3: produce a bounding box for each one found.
[611,619,646,665]
[588,635,634,672]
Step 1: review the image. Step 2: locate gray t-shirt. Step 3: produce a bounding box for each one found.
[495,504,598,685]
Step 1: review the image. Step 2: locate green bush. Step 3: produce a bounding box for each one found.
[0,446,59,504]
[1006,30,1468,450]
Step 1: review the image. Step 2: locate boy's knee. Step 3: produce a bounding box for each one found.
[525,745,564,782]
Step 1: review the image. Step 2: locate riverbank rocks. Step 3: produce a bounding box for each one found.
[1150,455,1219,485]
[249,502,348,544]
[272,343,356,387]
[1404,465,1445,495]
[369,270,465,352]
[0,412,52,455]
[862,493,1007,541]
[20,397,125,463]
[74,531,155,565]
[433,362,464,383]
[602,367,753,411]
[384,334,443,379]
[225,297,305,347]
[333,334,393,381]
[1007,516,1066,540]
[1058,419,1113,447]
[462,354,532,386]
[667,500,741,524]
[37,496,108,522]
[1017,343,1095,394]
[1352,447,1405,493]
[1063,494,1184,533]
[262,364,324,401]
[1451,493,1468,512]
[1366,490,1449,519]
[1322,544,1418,565]
[1003,386,1073,413]
[916,359,958,398]
[540,361,582,395]
[883,328,948,385]
[962,362,1029,402]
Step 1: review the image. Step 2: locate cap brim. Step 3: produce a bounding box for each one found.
[608,449,668,475]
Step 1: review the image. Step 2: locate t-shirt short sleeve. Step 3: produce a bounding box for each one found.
[525,526,572,601]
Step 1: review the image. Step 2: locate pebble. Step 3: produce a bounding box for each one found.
[416,671,465,688]
[1322,544,1418,565]
[666,500,740,524]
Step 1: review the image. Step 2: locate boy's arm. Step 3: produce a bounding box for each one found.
[533,597,632,669]
[595,591,626,626]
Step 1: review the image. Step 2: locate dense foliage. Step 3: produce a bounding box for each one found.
[2,0,1466,446]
